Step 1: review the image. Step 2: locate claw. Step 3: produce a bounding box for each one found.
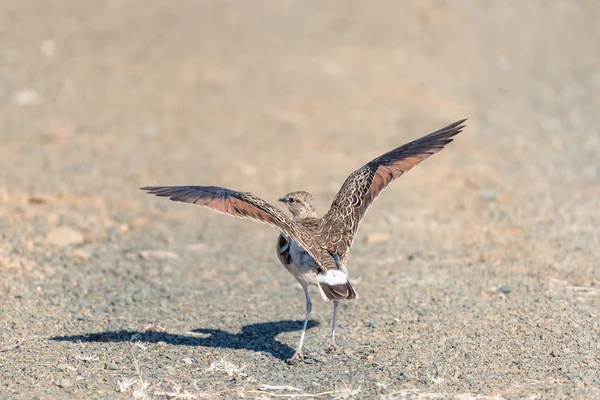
[326,343,336,354]
[287,352,304,364]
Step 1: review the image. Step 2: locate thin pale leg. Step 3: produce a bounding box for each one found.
[330,253,341,347]
[289,286,312,362]
[331,300,339,346]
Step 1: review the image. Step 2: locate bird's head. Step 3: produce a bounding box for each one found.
[279,191,316,220]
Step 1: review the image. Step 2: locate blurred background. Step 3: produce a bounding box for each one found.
[1,1,599,398]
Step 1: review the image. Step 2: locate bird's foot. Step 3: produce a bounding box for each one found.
[286,351,304,364]
[326,343,337,354]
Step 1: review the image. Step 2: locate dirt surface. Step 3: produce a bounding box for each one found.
[1,1,599,399]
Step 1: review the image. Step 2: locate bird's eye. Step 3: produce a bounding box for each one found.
[288,197,295,203]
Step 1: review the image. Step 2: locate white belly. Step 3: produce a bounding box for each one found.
[283,239,319,286]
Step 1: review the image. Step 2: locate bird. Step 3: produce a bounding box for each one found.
[141,119,466,363]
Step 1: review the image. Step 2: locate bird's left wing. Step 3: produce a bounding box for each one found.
[319,119,466,256]
[141,186,338,272]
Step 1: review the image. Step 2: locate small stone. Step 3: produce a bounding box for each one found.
[46,227,84,247]
[105,363,119,370]
[465,374,476,386]
[140,124,159,138]
[365,233,391,244]
[41,39,57,56]
[139,250,181,260]
[72,248,93,260]
[186,243,206,251]
[13,89,41,105]
[57,363,76,372]
[57,379,73,388]
[28,194,53,204]
[497,285,512,294]
[480,189,497,201]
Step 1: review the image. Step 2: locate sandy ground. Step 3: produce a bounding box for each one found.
[1,1,599,398]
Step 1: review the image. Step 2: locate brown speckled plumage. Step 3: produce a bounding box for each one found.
[141,118,466,362]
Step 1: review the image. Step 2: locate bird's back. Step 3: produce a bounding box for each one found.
[276,219,357,301]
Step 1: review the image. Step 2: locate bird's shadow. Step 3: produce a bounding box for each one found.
[51,320,319,360]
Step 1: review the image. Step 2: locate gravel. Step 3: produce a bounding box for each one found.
[1,1,599,399]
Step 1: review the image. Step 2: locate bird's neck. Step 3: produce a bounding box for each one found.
[293,210,317,222]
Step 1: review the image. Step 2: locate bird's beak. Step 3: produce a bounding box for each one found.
[278,198,286,203]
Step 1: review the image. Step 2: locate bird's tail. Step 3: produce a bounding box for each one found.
[318,280,358,301]
[316,269,358,301]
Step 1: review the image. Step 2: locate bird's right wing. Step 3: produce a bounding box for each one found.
[320,119,466,255]
[141,186,337,272]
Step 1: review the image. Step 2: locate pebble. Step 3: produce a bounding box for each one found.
[365,232,391,244]
[46,227,84,247]
[40,39,57,56]
[186,243,206,251]
[498,285,512,294]
[104,363,119,370]
[140,124,159,138]
[139,250,181,260]
[13,89,41,105]
[465,374,476,386]
[480,189,497,201]
[72,248,93,260]
[56,378,73,388]
[28,194,53,204]
[57,364,76,372]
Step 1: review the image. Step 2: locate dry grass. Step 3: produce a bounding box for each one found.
[249,384,361,399]
[381,390,506,400]
[154,381,213,399]
[117,335,153,400]
[205,358,246,378]
[118,338,251,399]
[74,353,99,362]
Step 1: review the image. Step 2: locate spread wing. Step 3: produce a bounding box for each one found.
[320,119,466,255]
[141,186,338,273]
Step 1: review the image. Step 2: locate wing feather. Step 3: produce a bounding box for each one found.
[321,119,466,255]
[141,185,337,273]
